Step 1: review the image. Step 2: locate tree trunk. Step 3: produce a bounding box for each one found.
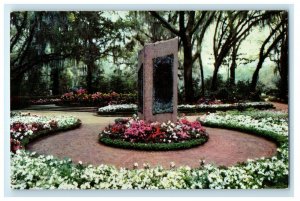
[10,74,24,97]
[199,53,205,97]
[250,28,284,93]
[51,68,60,95]
[11,74,26,109]
[250,59,264,92]
[86,62,94,94]
[148,11,197,103]
[211,59,221,91]
[230,43,237,87]
[279,36,288,102]
[183,37,194,103]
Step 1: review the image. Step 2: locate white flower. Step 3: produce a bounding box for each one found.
[170,162,176,169]
[133,162,138,169]
[143,163,150,169]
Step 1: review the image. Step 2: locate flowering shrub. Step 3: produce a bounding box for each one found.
[11,139,23,153]
[60,89,137,107]
[99,115,208,146]
[10,112,81,153]
[97,102,274,115]
[29,98,61,105]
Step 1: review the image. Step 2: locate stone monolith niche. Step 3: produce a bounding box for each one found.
[138,37,178,123]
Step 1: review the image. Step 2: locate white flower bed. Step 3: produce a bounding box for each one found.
[178,104,231,109]
[98,104,137,113]
[179,101,273,110]
[10,113,80,141]
[11,145,288,189]
[97,102,274,114]
[11,113,79,128]
[11,111,288,189]
[203,112,288,137]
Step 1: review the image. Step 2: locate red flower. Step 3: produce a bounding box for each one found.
[10,138,23,153]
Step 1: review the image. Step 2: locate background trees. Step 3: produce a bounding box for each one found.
[10,12,72,96]
[250,11,288,100]
[149,11,211,103]
[10,11,133,96]
[10,10,289,104]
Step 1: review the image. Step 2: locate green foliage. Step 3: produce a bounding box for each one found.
[108,72,137,93]
[222,109,288,120]
[200,78,263,103]
[10,11,287,102]
[99,137,208,151]
[10,11,136,96]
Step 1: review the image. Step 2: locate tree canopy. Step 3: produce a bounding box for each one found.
[10,10,288,103]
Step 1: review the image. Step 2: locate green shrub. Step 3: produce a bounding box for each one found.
[99,137,208,151]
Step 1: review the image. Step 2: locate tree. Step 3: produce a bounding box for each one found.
[210,11,276,91]
[228,22,249,88]
[149,11,208,103]
[129,11,175,45]
[10,11,134,95]
[279,14,288,101]
[67,11,134,93]
[10,12,74,96]
[194,12,215,97]
[250,12,287,93]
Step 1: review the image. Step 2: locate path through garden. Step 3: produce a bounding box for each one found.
[22,110,278,169]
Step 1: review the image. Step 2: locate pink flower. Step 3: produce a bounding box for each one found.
[190,121,202,129]
[177,131,190,139]
[76,88,87,95]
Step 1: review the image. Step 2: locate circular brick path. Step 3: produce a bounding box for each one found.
[23,110,278,169]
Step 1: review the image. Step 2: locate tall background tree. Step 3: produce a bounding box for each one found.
[10,10,289,106]
[10,11,73,96]
[210,11,278,91]
[10,11,134,96]
[250,11,288,102]
[149,11,209,103]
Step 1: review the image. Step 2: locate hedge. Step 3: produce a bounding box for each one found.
[99,136,208,151]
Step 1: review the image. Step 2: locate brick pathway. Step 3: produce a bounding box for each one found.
[23,110,278,169]
[270,101,288,113]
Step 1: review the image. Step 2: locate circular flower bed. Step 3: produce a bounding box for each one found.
[99,115,209,151]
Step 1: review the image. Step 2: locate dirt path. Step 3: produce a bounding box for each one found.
[23,110,277,169]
